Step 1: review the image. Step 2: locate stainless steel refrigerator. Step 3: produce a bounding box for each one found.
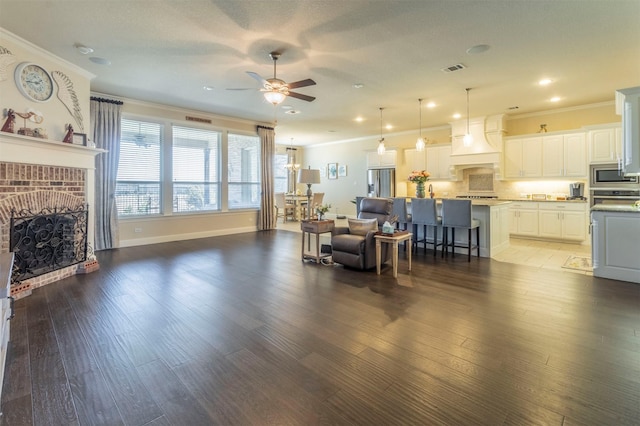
[367,168,396,197]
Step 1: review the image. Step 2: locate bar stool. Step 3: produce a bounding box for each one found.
[392,197,412,231]
[441,199,480,261]
[411,198,442,256]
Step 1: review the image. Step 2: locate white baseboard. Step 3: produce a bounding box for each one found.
[119,226,258,248]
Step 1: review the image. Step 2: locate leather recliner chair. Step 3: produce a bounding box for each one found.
[331,197,393,270]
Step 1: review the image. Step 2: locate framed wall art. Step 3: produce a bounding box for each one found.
[327,163,338,179]
[72,132,87,146]
[338,164,347,177]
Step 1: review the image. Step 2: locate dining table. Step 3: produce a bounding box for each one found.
[285,194,310,220]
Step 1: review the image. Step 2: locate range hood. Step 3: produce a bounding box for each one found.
[449,114,506,178]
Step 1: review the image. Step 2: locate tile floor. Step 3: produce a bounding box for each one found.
[277,217,593,276]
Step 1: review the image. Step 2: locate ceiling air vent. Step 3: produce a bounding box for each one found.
[441,63,466,73]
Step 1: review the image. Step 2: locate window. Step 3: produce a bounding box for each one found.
[274,154,288,193]
[172,126,220,213]
[116,119,162,216]
[228,133,260,209]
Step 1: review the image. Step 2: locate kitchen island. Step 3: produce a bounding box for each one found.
[590,204,640,283]
[411,199,511,258]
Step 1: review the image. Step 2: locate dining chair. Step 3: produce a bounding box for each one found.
[275,192,295,223]
[441,199,480,261]
[411,198,442,256]
[302,192,325,219]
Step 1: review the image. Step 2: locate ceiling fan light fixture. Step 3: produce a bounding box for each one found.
[264,91,286,105]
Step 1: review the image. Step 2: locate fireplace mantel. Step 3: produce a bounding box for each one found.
[0,132,105,168]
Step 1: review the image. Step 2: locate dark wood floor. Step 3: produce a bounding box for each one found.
[1,230,639,425]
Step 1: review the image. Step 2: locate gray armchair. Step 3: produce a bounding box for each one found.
[331,197,393,270]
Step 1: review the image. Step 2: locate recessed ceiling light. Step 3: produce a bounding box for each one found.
[539,78,553,86]
[281,105,293,110]
[426,101,436,108]
[285,110,301,115]
[453,113,461,119]
[203,86,215,91]
[385,124,392,130]
[89,56,111,65]
[74,43,94,55]
[354,116,364,122]
[550,96,561,102]
[328,130,337,133]
[353,83,364,89]
[466,44,490,55]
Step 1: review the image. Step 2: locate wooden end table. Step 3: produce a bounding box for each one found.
[301,220,334,263]
[374,231,413,278]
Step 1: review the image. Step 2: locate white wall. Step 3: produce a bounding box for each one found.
[0,28,93,141]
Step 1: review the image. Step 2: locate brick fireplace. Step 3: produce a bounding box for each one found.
[0,132,103,299]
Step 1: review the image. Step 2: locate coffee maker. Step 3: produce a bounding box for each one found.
[568,182,585,200]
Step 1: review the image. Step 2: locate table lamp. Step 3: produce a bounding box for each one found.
[297,166,321,220]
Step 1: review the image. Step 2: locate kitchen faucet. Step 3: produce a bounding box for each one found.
[428,183,434,198]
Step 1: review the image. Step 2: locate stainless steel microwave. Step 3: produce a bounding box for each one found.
[590,164,640,188]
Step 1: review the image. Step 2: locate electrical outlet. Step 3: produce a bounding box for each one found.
[134,227,142,233]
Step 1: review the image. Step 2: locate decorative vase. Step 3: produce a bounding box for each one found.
[318,213,324,221]
[416,182,426,198]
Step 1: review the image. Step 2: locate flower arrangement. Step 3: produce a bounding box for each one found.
[315,203,331,218]
[407,170,430,183]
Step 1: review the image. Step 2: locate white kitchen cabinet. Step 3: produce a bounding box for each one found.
[542,132,587,177]
[616,86,640,175]
[538,202,587,241]
[425,145,452,179]
[591,208,640,283]
[504,136,542,178]
[509,202,539,236]
[404,148,426,172]
[367,150,396,168]
[589,125,622,164]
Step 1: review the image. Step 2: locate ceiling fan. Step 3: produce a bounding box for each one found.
[246,51,316,105]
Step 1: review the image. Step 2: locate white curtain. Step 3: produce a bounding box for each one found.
[90,97,122,250]
[257,125,277,230]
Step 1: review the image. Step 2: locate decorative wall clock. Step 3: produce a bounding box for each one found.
[14,62,54,102]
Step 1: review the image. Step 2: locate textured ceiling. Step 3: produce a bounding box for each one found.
[1,0,639,146]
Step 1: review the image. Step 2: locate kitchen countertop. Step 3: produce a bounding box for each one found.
[591,204,640,213]
[501,198,588,203]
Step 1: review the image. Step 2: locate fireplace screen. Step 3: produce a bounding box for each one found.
[10,206,88,282]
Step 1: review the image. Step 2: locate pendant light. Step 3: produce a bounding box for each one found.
[377,107,386,155]
[284,138,300,171]
[463,88,473,147]
[416,98,425,151]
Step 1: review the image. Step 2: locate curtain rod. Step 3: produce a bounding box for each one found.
[90,96,123,105]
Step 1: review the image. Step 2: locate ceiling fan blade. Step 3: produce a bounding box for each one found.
[246,71,268,88]
[287,78,316,89]
[287,91,316,102]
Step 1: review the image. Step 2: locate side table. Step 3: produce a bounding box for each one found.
[301,220,335,263]
[374,231,412,278]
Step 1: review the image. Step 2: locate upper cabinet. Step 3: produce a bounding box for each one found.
[616,86,640,175]
[425,145,452,180]
[404,148,426,172]
[367,150,396,168]
[504,136,542,178]
[589,125,622,164]
[542,132,587,177]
